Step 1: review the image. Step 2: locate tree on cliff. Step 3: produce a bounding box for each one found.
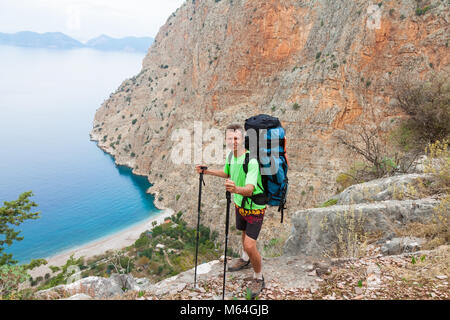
[0,191,40,266]
[393,69,450,147]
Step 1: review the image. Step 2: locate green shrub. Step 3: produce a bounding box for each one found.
[319,198,338,208]
[157,265,164,274]
[336,173,356,192]
[38,255,84,290]
[262,238,284,258]
[335,161,368,192]
[388,122,420,152]
[415,6,430,16]
[134,235,150,249]
[138,248,153,259]
[0,265,29,298]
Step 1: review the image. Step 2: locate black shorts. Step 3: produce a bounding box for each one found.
[235,204,265,240]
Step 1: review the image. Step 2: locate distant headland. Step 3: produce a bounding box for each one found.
[0,31,154,52]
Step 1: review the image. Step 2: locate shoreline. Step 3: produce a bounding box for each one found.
[27,208,174,280]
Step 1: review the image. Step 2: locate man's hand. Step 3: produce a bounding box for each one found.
[195,165,208,174]
[195,166,229,179]
[225,179,237,193]
[225,180,255,196]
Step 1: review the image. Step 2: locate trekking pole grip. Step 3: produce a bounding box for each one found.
[199,166,207,186]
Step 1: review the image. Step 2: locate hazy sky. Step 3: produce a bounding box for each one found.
[0,0,186,42]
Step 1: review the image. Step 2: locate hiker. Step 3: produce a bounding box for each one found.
[195,123,266,299]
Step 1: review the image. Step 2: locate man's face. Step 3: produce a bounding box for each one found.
[225,129,244,151]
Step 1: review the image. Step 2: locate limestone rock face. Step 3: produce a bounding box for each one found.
[36,276,123,299]
[35,274,152,300]
[90,0,449,248]
[283,198,439,257]
[332,174,434,205]
[381,237,425,255]
[59,293,93,300]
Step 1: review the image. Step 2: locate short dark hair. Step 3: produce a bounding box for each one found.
[225,124,244,136]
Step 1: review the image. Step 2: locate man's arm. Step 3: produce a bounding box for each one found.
[234,184,255,197]
[225,180,255,197]
[195,165,229,179]
[205,168,229,179]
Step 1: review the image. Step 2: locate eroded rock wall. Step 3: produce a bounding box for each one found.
[90,0,449,250]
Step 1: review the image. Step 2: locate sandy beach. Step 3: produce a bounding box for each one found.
[27,208,174,280]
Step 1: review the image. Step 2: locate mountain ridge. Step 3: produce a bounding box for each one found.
[0,31,154,52]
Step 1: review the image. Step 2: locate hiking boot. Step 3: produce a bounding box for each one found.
[227,258,251,272]
[247,276,265,299]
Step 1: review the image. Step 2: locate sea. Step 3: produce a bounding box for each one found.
[0,45,160,264]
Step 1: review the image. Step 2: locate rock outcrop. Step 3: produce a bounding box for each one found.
[35,274,152,300]
[35,245,450,300]
[284,173,441,257]
[331,173,435,205]
[380,236,425,255]
[90,0,449,249]
[35,256,322,300]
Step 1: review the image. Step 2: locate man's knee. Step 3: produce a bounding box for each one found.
[243,235,256,253]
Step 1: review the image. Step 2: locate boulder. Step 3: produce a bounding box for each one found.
[333,174,434,205]
[59,293,93,300]
[35,273,154,300]
[109,273,141,291]
[381,237,425,255]
[36,276,124,300]
[284,199,439,258]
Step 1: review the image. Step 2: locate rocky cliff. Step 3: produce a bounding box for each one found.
[90,0,449,251]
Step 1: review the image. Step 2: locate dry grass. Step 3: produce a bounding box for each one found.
[423,140,450,194]
[395,194,450,251]
[322,205,368,259]
[394,140,450,250]
[381,245,449,286]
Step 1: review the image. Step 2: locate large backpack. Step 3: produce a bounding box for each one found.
[229,114,289,222]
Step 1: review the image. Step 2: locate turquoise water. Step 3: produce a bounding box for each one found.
[0,45,160,264]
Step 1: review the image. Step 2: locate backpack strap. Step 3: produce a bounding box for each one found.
[242,152,267,210]
[241,152,251,209]
[243,152,248,174]
[277,177,288,223]
[229,151,265,210]
[226,151,233,171]
[243,152,265,192]
[227,151,250,208]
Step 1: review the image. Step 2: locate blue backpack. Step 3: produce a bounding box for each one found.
[240,114,289,222]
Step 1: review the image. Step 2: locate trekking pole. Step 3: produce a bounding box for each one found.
[222,190,231,300]
[194,166,207,289]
